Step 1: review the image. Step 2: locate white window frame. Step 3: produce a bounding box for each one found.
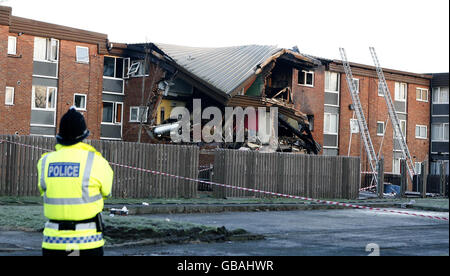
[432,87,449,104]
[393,158,401,175]
[8,36,17,55]
[324,71,340,93]
[352,78,360,93]
[416,88,428,102]
[324,113,339,135]
[298,70,314,87]
[31,86,57,110]
[415,125,427,139]
[101,101,123,125]
[5,86,14,105]
[378,81,384,97]
[73,94,87,111]
[431,123,449,142]
[115,102,123,125]
[376,121,385,136]
[394,82,407,102]
[103,56,127,80]
[76,46,90,63]
[33,37,59,63]
[129,106,149,123]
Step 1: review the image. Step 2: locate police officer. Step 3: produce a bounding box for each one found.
[37,107,113,256]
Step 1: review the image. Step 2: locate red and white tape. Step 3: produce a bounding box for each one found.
[1,139,448,222]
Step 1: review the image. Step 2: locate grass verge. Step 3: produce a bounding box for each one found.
[0,206,260,245]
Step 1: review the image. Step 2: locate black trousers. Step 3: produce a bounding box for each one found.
[42,246,103,256]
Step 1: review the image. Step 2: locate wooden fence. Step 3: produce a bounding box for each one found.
[213,149,360,199]
[0,135,199,198]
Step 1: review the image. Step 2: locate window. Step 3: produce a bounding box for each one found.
[415,125,427,139]
[103,56,128,79]
[76,46,89,63]
[325,71,339,92]
[298,70,314,87]
[378,82,384,96]
[102,102,123,124]
[115,103,123,124]
[377,121,385,136]
[394,82,407,101]
[130,106,149,123]
[352,78,360,93]
[432,123,449,141]
[432,87,449,104]
[102,102,114,123]
[416,88,428,102]
[324,113,338,134]
[393,158,401,174]
[431,161,450,175]
[5,87,14,105]
[393,120,406,138]
[34,37,59,62]
[32,86,57,110]
[74,94,87,110]
[8,36,17,55]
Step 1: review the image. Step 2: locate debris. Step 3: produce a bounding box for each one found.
[110,206,129,216]
[142,202,150,206]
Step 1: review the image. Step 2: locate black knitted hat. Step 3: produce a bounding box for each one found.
[56,107,90,146]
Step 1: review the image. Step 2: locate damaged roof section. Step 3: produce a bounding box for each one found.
[147,43,322,154]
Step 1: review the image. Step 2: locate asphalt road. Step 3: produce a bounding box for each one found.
[113,208,449,256]
[1,208,448,256]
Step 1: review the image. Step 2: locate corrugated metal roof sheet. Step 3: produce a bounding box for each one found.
[154,43,282,95]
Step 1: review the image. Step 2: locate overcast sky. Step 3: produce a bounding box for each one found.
[3,0,449,73]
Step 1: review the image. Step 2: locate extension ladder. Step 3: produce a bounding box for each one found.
[339,48,379,188]
[369,47,415,181]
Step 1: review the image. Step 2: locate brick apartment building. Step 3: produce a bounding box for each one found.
[292,59,432,183]
[0,5,107,139]
[0,5,441,184]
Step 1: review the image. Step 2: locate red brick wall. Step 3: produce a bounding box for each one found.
[292,66,325,150]
[122,65,165,143]
[0,32,34,135]
[57,40,103,139]
[294,66,430,185]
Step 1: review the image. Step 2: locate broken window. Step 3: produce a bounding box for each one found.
[103,56,128,78]
[298,70,314,87]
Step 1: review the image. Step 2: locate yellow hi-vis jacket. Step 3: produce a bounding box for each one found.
[37,142,113,251]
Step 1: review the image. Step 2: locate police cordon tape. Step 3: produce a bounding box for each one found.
[0,138,448,222]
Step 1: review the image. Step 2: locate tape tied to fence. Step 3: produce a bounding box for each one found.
[0,138,448,222]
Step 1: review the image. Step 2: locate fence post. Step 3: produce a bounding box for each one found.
[400,159,407,198]
[421,160,428,198]
[440,162,445,196]
[377,157,384,198]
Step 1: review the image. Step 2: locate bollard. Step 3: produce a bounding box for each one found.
[421,160,428,198]
[377,158,384,198]
[400,159,407,198]
[440,162,445,196]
